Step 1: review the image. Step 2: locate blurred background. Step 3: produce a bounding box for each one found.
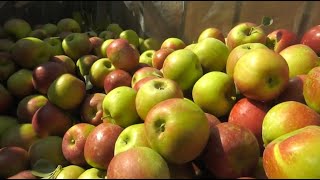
[1,1,319,44]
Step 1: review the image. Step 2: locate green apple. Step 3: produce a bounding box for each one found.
[279,44,318,78]
[226,22,267,50]
[135,77,184,121]
[131,67,163,88]
[107,147,170,179]
[144,98,210,164]
[100,39,114,58]
[139,50,155,66]
[57,18,81,33]
[56,165,85,179]
[47,73,86,110]
[161,37,186,50]
[263,125,320,178]
[119,29,140,48]
[3,18,31,39]
[114,123,150,155]
[41,23,58,36]
[198,27,225,43]
[233,48,289,102]
[192,37,230,73]
[0,52,16,81]
[89,58,115,89]
[78,168,106,179]
[139,37,161,53]
[106,23,123,38]
[192,71,237,117]
[11,37,51,69]
[102,86,141,128]
[62,33,92,61]
[226,42,269,78]
[262,101,320,146]
[7,69,35,98]
[162,49,203,91]
[44,37,64,56]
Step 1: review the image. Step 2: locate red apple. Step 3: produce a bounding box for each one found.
[131,66,163,88]
[107,38,140,72]
[303,66,320,113]
[80,93,106,126]
[32,61,68,95]
[50,55,76,75]
[84,122,123,170]
[89,36,104,57]
[103,69,132,94]
[202,122,260,178]
[32,101,74,138]
[62,123,95,166]
[301,25,320,55]
[276,74,307,104]
[16,94,48,123]
[266,29,298,53]
[133,76,157,92]
[161,37,186,50]
[228,97,271,151]
[205,113,222,128]
[198,27,225,43]
[0,146,29,178]
[152,48,174,70]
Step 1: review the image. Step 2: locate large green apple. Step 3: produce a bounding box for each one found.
[62,33,92,61]
[47,73,86,110]
[3,18,31,39]
[263,125,320,178]
[279,44,318,78]
[262,101,320,146]
[192,71,237,118]
[11,37,51,69]
[303,66,320,113]
[144,98,210,164]
[114,123,150,155]
[192,37,230,73]
[233,48,289,102]
[107,147,170,179]
[102,86,141,128]
[135,77,184,121]
[226,22,267,50]
[88,58,115,89]
[162,49,203,92]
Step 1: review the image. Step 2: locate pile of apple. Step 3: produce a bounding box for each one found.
[1,16,320,179]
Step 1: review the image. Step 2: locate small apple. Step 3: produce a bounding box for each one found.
[266,29,298,53]
[226,22,267,50]
[16,94,48,123]
[119,29,140,48]
[32,61,68,95]
[144,98,210,164]
[106,38,140,72]
[300,25,320,55]
[57,18,81,33]
[192,37,230,73]
[114,123,150,155]
[161,37,186,50]
[233,48,289,102]
[279,44,318,78]
[198,27,225,43]
[192,71,237,118]
[107,147,170,179]
[3,18,32,39]
[47,73,86,110]
[62,33,92,61]
[262,101,320,146]
[50,55,76,75]
[162,49,203,92]
[139,49,155,66]
[32,101,74,138]
[84,122,123,170]
[7,69,35,98]
[102,86,141,128]
[88,58,115,89]
[11,37,51,69]
[135,77,184,121]
[152,48,174,70]
[103,69,132,94]
[80,93,106,126]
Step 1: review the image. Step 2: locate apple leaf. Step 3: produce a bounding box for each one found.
[84,75,93,90]
[261,16,273,27]
[31,159,59,178]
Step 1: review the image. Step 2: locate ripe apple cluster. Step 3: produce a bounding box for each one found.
[0,15,320,179]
